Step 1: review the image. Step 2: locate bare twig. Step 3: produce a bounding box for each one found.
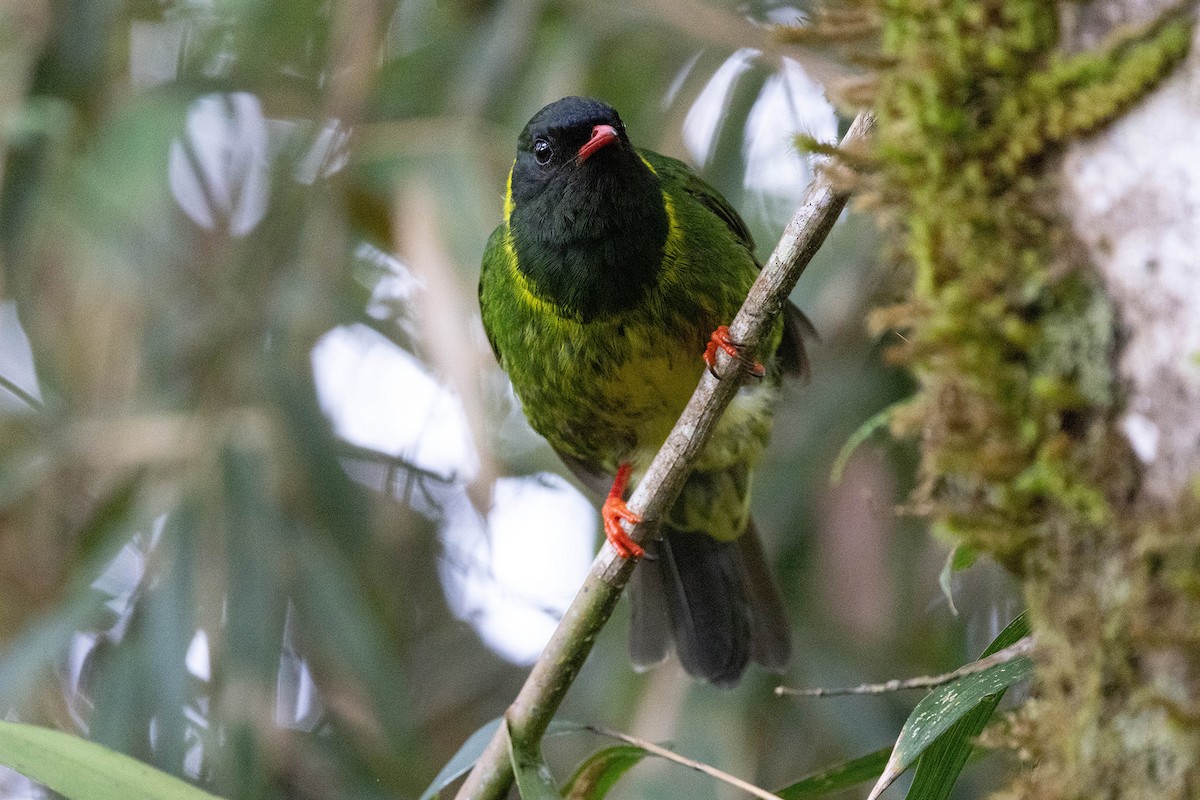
[775,636,1035,698]
[454,111,875,800]
[0,372,43,412]
[585,725,784,800]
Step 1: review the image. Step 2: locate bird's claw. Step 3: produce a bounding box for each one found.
[602,495,644,559]
[704,325,766,379]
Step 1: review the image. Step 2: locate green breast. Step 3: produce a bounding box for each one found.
[479,176,770,475]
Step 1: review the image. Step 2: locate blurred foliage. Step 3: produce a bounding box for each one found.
[0,0,1020,798]
[0,720,224,800]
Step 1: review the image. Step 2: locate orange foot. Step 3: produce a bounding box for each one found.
[603,463,644,559]
[704,325,765,380]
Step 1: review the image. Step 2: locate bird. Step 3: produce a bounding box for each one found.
[478,96,809,686]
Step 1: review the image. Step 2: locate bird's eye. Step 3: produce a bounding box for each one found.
[533,138,552,165]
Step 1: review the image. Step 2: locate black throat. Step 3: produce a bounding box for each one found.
[508,149,670,322]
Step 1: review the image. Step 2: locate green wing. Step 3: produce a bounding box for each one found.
[640,150,756,253]
[641,149,813,379]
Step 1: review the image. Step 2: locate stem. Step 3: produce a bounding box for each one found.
[454,111,875,800]
[0,372,43,412]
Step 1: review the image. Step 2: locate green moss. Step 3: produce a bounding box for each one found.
[853,3,1200,794]
[863,1,1192,563]
[806,2,1200,795]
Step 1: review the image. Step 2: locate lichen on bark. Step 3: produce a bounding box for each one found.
[812,0,1198,796]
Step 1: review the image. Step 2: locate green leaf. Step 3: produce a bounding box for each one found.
[903,705,997,800]
[937,545,978,617]
[979,615,1030,662]
[868,613,1032,800]
[776,747,891,798]
[561,745,647,800]
[904,613,1030,800]
[830,403,900,485]
[418,717,592,800]
[507,720,565,800]
[0,720,225,800]
[418,717,502,800]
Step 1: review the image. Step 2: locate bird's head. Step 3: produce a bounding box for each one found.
[503,96,669,318]
[508,96,657,240]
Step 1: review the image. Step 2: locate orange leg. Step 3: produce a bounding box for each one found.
[703,325,765,379]
[602,463,644,559]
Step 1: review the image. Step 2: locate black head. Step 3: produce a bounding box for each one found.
[511,96,633,207]
[505,97,669,319]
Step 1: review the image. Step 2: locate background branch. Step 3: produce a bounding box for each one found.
[585,725,784,800]
[774,636,1034,698]
[454,111,875,800]
[583,724,787,800]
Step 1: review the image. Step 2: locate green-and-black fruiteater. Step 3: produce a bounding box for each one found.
[479,96,809,686]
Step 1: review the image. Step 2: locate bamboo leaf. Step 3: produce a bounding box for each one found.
[419,717,502,800]
[0,595,107,712]
[937,545,977,617]
[867,614,1031,800]
[561,745,647,800]
[0,721,224,800]
[903,705,998,800]
[776,746,891,798]
[903,613,1031,800]
[830,403,899,485]
[420,718,592,800]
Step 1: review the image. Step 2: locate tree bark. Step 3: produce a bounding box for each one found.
[1011,6,1200,799]
[864,0,1199,796]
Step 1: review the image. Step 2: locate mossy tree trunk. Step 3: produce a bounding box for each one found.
[865,1,1200,797]
[1023,5,1200,798]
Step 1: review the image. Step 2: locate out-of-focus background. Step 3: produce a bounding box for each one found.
[0,1,1019,797]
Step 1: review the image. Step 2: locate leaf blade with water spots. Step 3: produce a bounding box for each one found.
[867,614,1032,800]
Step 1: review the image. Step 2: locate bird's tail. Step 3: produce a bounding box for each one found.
[629,520,791,687]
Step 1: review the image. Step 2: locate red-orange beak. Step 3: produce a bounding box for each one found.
[577,124,619,163]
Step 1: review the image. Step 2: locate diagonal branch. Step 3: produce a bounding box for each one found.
[454,111,875,800]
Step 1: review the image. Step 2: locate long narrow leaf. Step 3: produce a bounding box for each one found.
[776,747,891,798]
[0,595,105,712]
[868,614,1032,800]
[903,613,1031,800]
[0,721,224,800]
[419,717,502,800]
[562,745,647,800]
[420,717,593,800]
[830,403,899,485]
[903,704,999,800]
[937,545,977,617]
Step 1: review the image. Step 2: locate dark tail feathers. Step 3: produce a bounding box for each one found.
[629,522,790,687]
